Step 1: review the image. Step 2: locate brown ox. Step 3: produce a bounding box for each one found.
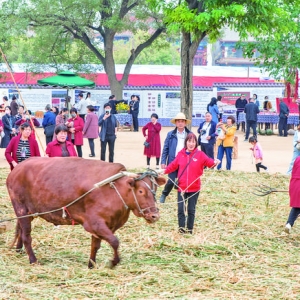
[6,157,166,268]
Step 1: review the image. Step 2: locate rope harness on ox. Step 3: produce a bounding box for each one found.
[109,169,159,216]
[0,170,159,224]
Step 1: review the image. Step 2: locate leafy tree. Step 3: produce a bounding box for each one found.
[113,31,180,65]
[240,5,300,84]
[0,0,165,99]
[149,0,299,124]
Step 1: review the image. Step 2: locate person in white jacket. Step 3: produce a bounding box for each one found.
[74,93,88,121]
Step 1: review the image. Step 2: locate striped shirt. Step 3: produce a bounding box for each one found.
[16,140,31,163]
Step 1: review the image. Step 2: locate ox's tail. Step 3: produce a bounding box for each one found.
[9,221,21,249]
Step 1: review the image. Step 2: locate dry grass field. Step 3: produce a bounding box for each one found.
[0,167,298,299]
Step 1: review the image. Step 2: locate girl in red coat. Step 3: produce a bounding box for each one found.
[164,132,219,234]
[142,113,161,169]
[285,156,300,233]
[66,107,84,157]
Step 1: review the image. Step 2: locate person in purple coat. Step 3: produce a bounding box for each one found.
[83,105,99,157]
[142,113,161,169]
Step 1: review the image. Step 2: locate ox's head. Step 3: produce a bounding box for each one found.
[126,170,166,223]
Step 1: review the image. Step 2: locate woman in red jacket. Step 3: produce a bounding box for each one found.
[285,156,300,234]
[142,113,161,169]
[5,122,41,170]
[164,132,219,234]
[65,107,84,157]
[46,125,77,157]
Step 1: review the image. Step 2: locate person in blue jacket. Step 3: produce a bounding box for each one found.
[159,112,191,203]
[42,104,56,145]
[98,102,118,162]
[197,112,217,159]
[207,97,219,124]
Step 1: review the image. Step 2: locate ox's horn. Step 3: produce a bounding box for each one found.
[94,173,126,188]
[121,171,139,178]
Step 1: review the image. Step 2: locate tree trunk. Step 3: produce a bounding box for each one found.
[108,76,124,100]
[180,31,205,129]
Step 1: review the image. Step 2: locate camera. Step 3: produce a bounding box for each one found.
[201,129,206,135]
[105,110,110,115]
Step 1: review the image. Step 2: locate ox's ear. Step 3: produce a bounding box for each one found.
[126,178,135,187]
[155,176,167,186]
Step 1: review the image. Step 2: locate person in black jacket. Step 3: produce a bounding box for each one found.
[129,94,140,132]
[244,98,260,141]
[108,95,127,114]
[279,98,290,137]
[0,106,17,148]
[235,95,248,131]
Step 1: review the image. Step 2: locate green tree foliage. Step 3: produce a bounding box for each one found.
[148,0,300,123]
[240,5,300,83]
[0,0,166,98]
[113,31,180,65]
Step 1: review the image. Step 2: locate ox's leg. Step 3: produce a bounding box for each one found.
[15,220,23,252]
[88,235,102,269]
[18,217,37,264]
[84,222,120,268]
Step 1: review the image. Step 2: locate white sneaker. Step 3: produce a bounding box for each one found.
[265,167,269,172]
[285,223,292,234]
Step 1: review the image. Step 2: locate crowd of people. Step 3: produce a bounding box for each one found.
[1,93,299,235]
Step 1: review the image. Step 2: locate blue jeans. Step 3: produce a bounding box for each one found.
[132,112,139,131]
[287,207,300,226]
[88,138,95,156]
[217,145,233,170]
[287,147,300,175]
[245,120,257,139]
[279,117,288,136]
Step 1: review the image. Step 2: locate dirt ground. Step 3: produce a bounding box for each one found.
[0,126,294,174]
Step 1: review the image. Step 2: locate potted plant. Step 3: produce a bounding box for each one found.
[116,102,130,113]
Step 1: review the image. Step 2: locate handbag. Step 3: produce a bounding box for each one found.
[174,150,198,190]
[0,131,5,138]
[296,143,300,150]
[44,124,55,137]
[143,130,156,148]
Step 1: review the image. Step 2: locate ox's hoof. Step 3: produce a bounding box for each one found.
[88,259,96,269]
[106,257,120,269]
[105,261,115,269]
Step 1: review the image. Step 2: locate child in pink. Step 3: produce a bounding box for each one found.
[249,136,268,172]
